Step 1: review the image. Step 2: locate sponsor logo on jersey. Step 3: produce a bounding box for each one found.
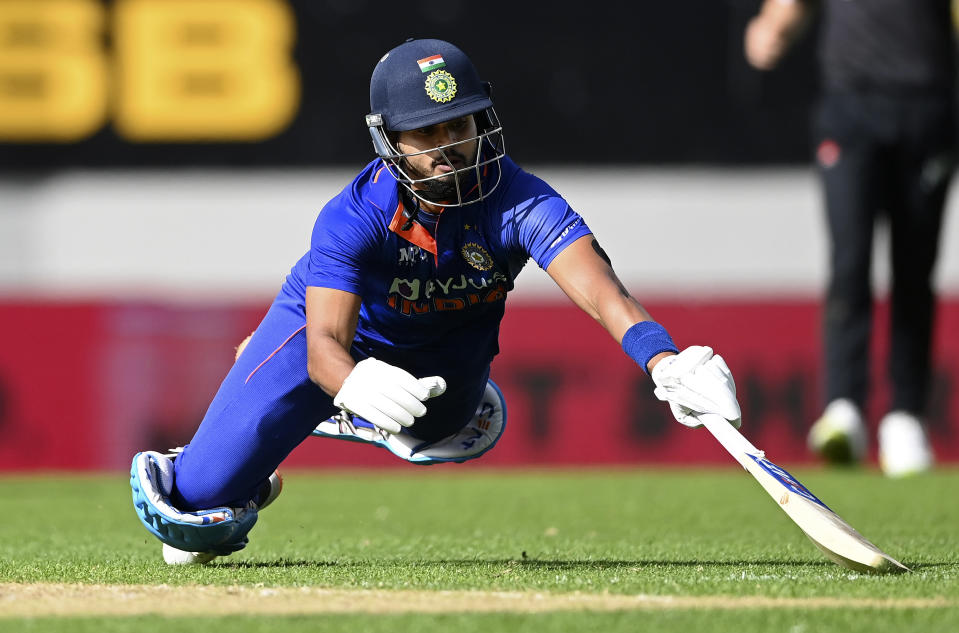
[398,245,429,265]
[461,242,493,271]
[388,271,508,301]
[817,139,840,169]
[549,217,582,249]
[386,271,509,316]
[425,70,456,103]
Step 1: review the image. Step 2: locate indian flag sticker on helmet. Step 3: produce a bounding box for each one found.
[425,70,457,103]
[417,55,446,72]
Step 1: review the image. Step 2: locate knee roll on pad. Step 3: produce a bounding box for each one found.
[130,451,258,555]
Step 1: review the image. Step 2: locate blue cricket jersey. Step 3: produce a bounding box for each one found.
[281,155,592,440]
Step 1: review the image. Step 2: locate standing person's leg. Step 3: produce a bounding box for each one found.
[879,94,954,476]
[809,92,885,464]
[886,96,953,415]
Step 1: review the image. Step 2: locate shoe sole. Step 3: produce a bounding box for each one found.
[162,543,219,565]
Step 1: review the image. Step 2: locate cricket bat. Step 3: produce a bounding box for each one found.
[697,413,909,574]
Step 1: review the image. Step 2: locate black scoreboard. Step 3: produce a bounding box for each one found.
[0,0,819,168]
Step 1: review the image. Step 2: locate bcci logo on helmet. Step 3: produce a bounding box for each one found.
[424,70,457,103]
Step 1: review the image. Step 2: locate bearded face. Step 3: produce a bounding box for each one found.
[397,145,474,201]
[393,116,480,203]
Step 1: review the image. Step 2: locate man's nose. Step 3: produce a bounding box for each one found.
[433,125,460,146]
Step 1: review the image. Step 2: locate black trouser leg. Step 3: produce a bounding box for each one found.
[887,97,954,415]
[816,95,885,410]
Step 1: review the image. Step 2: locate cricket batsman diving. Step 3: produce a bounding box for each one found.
[130,38,742,564]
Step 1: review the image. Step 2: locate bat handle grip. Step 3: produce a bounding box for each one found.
[696,413,763,459]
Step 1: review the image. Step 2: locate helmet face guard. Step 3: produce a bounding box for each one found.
[366,108,505,208]
[366,39,506,207]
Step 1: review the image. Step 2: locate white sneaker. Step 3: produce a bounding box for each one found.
[808,399,867,465]
[160,469,283,565]
[162,544,220,565]
[879,411,934,478]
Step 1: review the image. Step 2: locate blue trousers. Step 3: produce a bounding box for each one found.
[171,290,488,510]
[171,294,337,510]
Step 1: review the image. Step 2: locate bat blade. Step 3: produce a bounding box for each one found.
[698,413,909,574]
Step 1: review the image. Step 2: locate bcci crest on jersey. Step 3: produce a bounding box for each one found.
[461,242,493,271]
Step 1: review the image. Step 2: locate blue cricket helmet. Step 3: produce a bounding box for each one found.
[369,38,493,132]
[366,38,505,207]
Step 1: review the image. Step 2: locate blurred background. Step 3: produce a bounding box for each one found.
[0,0,957,471]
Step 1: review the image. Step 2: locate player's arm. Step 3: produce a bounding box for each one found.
[545,235,667,371]
[305,286,362,396]
[305,286,445,434]
[546,235,741,426]
[745,0,816,70]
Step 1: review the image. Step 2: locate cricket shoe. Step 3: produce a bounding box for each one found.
[878,411,934,478]
[161,460,283,566]
[162,545,220,565]
[807,399,867,465]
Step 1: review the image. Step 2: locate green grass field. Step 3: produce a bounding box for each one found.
[1,467,957,632]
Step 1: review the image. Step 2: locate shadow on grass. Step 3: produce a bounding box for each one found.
[906,562,955,570]
[219,558,837,570]
[222,559,339,569]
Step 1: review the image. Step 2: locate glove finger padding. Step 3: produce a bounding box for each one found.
[377,363,432,402]
[333,358,447,435]
[380,383,429,419]
[652,347,742,428]
[419,376,447,399]
[370,391,420,429]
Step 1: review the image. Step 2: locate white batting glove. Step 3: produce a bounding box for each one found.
[333,358,446,434]
[651,345,742,429]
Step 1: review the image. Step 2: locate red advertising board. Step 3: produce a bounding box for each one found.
[0,298,956,471]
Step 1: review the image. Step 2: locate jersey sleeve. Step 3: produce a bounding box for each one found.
[306,192,382,295]
[503,171,593,270]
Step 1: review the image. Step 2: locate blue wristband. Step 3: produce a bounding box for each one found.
[621,321,678,374]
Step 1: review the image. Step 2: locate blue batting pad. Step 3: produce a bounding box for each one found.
[312,379,507,465]
[130,451,258,555]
